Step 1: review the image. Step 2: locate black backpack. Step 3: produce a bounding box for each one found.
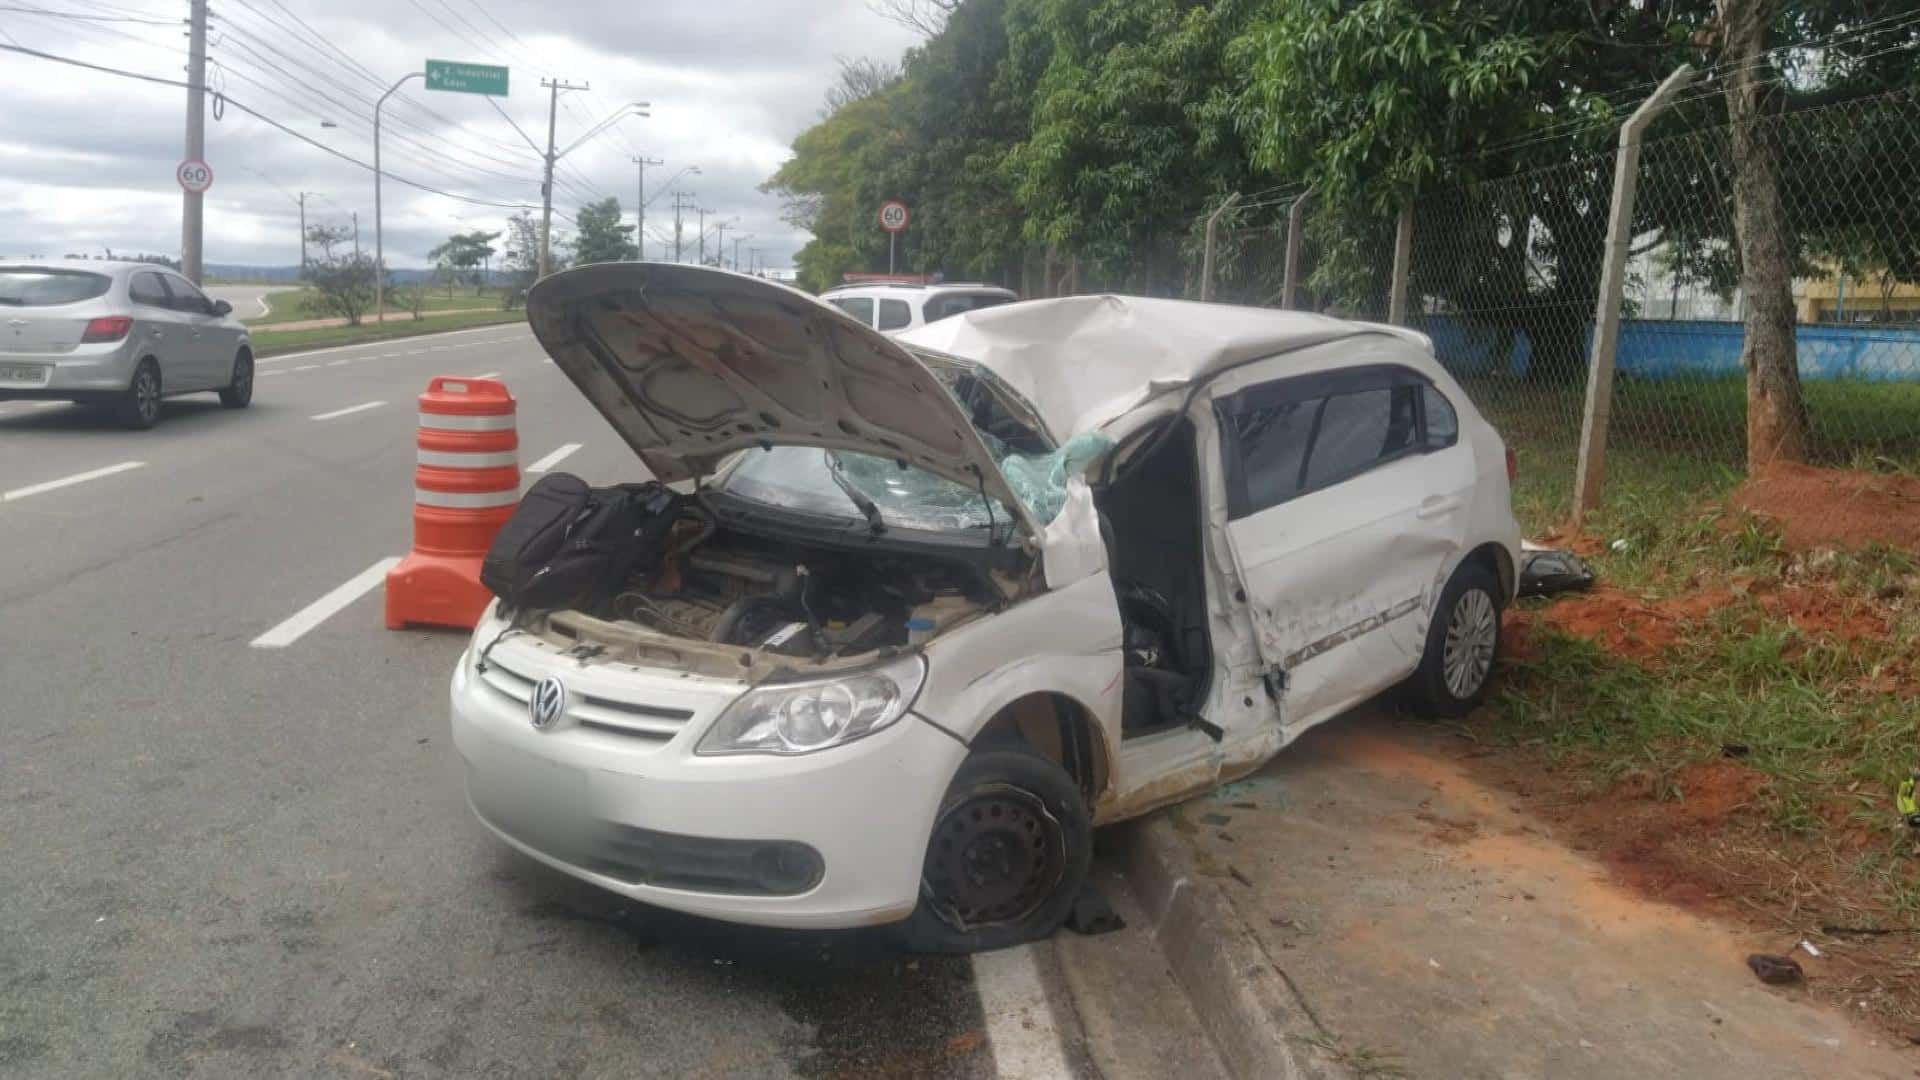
[481,473,681,611]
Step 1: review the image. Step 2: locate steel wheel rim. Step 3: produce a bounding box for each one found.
[135,369,159,422]
[1442,588,1497,699]
[925,783,1065,930]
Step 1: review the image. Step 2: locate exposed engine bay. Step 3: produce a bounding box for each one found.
[538,500,1004,666]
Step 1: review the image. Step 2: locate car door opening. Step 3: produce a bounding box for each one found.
[1095,417,1214,739]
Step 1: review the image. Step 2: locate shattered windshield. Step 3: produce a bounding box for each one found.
[714,355,1112,531]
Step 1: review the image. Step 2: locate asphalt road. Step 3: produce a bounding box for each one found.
[203,284,297,321]
[0,325,1083,1077]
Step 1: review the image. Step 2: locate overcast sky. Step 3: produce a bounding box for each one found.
[0,0,922,270]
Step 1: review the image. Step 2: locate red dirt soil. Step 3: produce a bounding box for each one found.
[1733,461,1920,552]
[1512,580,1891,665]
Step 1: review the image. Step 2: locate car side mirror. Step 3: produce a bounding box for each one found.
[211,299,233,317]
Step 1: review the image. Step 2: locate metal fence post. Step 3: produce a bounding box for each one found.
[1200,192,1240,302]
[1572,65,1696,522]
[1387,201,1415,324]
[1281,193,1308,310]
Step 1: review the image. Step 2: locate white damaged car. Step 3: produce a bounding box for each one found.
[450,264,1521,950]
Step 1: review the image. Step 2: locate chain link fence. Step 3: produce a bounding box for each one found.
[1169,84,1920,525]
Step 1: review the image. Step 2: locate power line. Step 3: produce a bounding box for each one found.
[0,5,175,25]
[0,41,539,210]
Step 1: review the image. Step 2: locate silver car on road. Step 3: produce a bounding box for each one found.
[0,260,254,428]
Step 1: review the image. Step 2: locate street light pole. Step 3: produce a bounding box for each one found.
[632,155,662,261]
[297,192,309,272]
[374,71,423,326]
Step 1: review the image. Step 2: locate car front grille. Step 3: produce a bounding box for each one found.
[478,654,700,744]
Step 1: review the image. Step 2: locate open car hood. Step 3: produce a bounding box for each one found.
[526,263,1037,534]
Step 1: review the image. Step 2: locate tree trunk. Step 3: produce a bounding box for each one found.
[1720,0,1810,468]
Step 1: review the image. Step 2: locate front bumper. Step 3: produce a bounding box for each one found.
[449,638,967,929]
[0,343,138,397]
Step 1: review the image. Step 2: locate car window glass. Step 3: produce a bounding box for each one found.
[1423,385,1458,447]
[877,298,912,331]
[166,274,213,315]
[1301,387,1417,490]
[828,297,874,325]
[1231,398,1319,512]
[0,269,112,306]
[924,293,1011,323]
[128,272,171,308]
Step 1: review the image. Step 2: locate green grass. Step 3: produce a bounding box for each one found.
[251,308,525,356]
[1445,367,1920,921]
[247,284,504,326]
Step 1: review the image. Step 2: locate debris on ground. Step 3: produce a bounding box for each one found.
[1747,953,1805,985]
[1732,462,1920,552]
[1064,885,1125,936]
[1518,543,1596,598]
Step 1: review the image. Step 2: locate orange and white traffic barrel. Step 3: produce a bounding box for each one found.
[385,376,519,630]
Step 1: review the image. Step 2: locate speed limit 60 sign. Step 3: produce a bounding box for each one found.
[177,159,214,194]
[877,200,910,233]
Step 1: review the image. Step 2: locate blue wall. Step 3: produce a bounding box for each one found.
[1418,315,1920,382]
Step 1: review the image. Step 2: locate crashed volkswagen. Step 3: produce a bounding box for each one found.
[450,264,1521,950]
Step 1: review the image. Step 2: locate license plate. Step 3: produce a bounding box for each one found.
[0,364,46,385]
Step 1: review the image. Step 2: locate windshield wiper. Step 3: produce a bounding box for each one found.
[824,451,886,535]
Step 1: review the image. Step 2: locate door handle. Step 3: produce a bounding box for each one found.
[1417,495,1464,520]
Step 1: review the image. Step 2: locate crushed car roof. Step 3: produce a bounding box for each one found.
[895,294,1400,438]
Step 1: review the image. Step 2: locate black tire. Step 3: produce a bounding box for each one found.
[118,359,162,430]
[219,349,253,409]
[897,748,1092,953]
[1404,560,1504,718]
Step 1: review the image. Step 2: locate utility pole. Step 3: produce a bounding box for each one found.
[297,192,309,271]
[671,192,694,262]
[711,220,729,268]
[632,156,662,261]
[538,78,591,277]
[181,0,208,284]
[696,206,713,265]
[352,212,361,257]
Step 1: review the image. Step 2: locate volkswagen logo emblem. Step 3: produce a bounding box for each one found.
[529,676,567,730]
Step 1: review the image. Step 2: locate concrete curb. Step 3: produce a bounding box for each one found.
[1121,814,1352,1080]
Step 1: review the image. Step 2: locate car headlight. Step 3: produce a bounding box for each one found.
[697,654,927,756]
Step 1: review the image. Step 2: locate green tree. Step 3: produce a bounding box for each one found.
[426,230,500,297]
[572,197,637,265]
[301,223,380,325]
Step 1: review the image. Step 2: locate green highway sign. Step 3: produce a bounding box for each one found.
[425,60,509,97]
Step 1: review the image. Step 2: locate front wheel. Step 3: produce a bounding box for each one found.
[1404,560,1503,718]
[219,349,253,409]
[897,748,1092,953]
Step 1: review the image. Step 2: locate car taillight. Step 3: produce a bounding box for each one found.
[81,316,133,343]
[1505,445,1518,484]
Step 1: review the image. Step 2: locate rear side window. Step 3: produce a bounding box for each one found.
[0,269,112,307]
[828,296,874,325]
[129,272,171,308]
[1301,387,1418,490]
[877,298,912,331]
[924,292,1011,323]
[1218,364,1448,519]
[1422,385,1458,448]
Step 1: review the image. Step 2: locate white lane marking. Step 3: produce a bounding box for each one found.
[291,364,319,372]
[326,359,353,367]
[310,400,386,421]
[4,461,147,503]
[468,371,500,380]
[525,443,582,474]
[257,370,291,379]
[30,401,65,408]
[250,556,402,649]
[378,352,402,359]
[255,323,530,364]
[973,946,1073,1079]
[253,293,276,319]
[403,349,427,356]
